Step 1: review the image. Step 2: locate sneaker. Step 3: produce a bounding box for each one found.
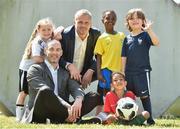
[147,119,155,125]
[78,117,102,124]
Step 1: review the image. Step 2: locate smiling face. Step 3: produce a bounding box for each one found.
[102,11,117,33]
[37,24,53,41]
[45,40,63,65]
[74,13,92,40]
[126,8,146,32]
[111,73,127,91]
[128,13,143,31]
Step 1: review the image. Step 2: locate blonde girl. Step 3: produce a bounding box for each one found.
[16,18,62,122]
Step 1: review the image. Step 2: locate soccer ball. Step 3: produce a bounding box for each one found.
[116,97,138,121]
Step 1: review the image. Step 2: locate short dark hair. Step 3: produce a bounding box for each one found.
[102,10,117,20]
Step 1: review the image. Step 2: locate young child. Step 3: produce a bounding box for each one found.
[16,18,63,122]
[121,8,159,125]
[97,72,150,125]
[94,10,125,114]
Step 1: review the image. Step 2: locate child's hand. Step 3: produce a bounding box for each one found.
[97,73,106,83]
[142,20,153,32]
[54,26,64,40]
[106,114,117,124]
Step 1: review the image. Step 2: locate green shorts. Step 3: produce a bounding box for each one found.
[117,114,146,125]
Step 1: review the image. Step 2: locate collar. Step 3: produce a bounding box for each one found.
[45,59,59,71]
[75,30,89,42]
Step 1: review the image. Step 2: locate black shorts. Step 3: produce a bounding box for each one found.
[97,86,110,105]
[125,71,151,97]
[19,69,28,94]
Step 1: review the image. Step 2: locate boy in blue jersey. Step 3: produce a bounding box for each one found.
[121,8,159,125]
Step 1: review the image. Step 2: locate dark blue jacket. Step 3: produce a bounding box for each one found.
[59,25,101,75]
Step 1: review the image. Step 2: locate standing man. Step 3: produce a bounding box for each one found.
[22,40,102,124]
[59,9,101,89]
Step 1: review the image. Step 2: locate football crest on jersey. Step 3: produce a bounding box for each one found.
[138,38,143,45]
[127,36,133,45]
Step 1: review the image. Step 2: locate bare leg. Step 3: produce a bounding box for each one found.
[96,105,103,115]
[16,91,27,122]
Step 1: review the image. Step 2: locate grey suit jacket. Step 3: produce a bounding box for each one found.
[27,62,85,110]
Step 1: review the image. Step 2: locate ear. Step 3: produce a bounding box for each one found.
[60,50,63,57]
[124,81,127,87]
[110,83,113,87]
[101,19,104,24]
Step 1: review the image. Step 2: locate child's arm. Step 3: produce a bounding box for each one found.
[32,56,44,63]
[143,20,159,46]
[53,26,64,40]
[96,54,105,82]
[121,57,127,74]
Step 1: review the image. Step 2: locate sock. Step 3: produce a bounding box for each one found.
[141,97,154,122]
[16,105,24,122]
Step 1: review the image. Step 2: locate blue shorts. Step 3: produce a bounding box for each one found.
[98,68,112,89]
[125,71,151,97]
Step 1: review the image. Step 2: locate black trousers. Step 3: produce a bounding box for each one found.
[31,86,102,123]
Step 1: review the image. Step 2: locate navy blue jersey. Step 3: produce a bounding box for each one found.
[122,32,153,75]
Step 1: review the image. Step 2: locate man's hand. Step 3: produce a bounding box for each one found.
[81,69,94,89]
[71,96,83,119]
[65,107,76,123]
[67,64,82,82]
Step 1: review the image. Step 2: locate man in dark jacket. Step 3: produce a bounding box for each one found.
[59,9,101,89]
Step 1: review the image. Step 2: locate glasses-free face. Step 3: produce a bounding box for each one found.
[38,24,53,41]
[111,74,126,90]
[46,42,63,64]
[128,13,144,31]
[74,14,91,39]
[102,11,116,31]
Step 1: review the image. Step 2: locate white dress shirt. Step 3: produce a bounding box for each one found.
[73,31,89,72]
[45,60,59,96]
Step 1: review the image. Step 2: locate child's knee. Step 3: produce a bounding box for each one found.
[140,95,149,99]
[19,91,27,98]
[142,111,150,120]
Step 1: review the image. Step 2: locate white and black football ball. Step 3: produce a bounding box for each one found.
[116,97,138,121]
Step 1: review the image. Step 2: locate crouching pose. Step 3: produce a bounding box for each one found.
[21,40,102,124]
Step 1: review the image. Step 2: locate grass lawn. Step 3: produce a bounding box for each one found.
[0,115,180,129]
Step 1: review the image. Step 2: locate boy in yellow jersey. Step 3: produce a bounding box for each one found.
[94,10,125,114]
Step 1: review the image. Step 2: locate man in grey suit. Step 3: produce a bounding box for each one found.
[22,40,102,124]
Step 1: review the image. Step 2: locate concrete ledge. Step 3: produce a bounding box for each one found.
[160,96,180,118]
[0,102,14,116]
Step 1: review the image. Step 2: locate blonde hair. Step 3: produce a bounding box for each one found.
[23,18,55,59]
[125,8,146,32]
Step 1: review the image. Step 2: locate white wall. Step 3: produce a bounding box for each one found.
[0,0,179,117]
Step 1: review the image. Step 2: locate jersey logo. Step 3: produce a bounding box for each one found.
[138,38,143,45]
[141,90,148,94]
[127,37,133,45]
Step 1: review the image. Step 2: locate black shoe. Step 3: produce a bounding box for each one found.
[147,119,155,125]
[77,117,102,124]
